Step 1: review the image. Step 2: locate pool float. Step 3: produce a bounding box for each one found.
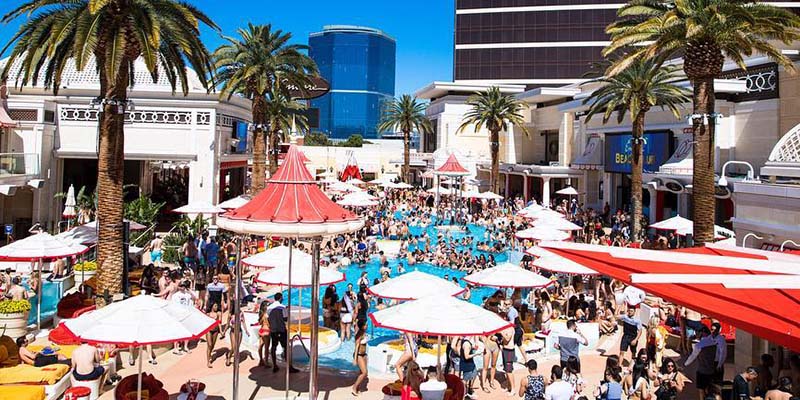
[241,312,341,361]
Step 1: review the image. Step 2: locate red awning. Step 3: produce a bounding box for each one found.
[223,146,358,225]
[538,242,800,352]
[435,154,469,175]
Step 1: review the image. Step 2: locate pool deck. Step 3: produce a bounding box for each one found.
[96,329,708,400]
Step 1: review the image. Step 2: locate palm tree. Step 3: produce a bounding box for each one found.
[214,23,317,192]
[378,95,432,183]
[2,0,216,298]
[264,85,309,171]
[583,59,690,240]
[604,0,800,244]
[459,87,528,193]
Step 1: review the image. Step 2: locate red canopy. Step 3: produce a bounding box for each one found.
[219,146,362,236]
[538,241,800,352]
[435,154,469,175]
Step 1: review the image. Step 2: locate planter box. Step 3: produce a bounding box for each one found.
[0,311,30,338]
[74,270,96,285]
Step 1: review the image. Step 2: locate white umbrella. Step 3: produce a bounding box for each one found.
[426,186,451,194]
[676,224,735,239]
[328,181,362,193]
[518,203,545,217]
[532,217,582,231]
[346,178,366,185]
[317,171,336,178]
[63,294,218,400]
[526,246,598,275]
[462,190,481,199]
[337,197,379,207]
[173,201,225,215]
[523,208,566,221]
[83,219,147,230]
[463,262,553,288]
[217,195,250,209]
[476,191,504,201]
[0,232,87,260]
[556,186,579,196]
[516,226,571,241]
[242,246,312,269]
[393,182,413,189]
[62,184,77,219]
[369,294,512,336]
[650,215,692,231]
[367,270,465,300]
[255,264,345,287]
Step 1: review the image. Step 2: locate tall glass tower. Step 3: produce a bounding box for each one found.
[309,25,396,140]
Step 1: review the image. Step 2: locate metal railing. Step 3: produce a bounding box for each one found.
[0,153,39,177]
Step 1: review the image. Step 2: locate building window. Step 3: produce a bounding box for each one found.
[543,130,559,164]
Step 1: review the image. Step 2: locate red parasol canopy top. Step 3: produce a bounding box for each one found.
[435,154,469,175]
[219,146,363,236]
[538,241,800,352]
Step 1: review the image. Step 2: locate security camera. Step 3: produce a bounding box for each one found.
[27,179,45,189]
[0,185,18,196]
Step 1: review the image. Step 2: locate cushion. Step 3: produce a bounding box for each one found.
[0,335,20,368]
[124,390,149,400]
[0,364,70,385]
[0,385,46,400]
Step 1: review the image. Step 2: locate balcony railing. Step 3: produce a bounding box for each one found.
[0,153,39,177]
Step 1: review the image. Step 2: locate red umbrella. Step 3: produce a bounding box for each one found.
[538,241,800,352]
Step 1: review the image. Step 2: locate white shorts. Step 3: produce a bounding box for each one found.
[341,313,353,324]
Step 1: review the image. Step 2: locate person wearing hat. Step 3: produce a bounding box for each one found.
[17,336,69,367]
[171,280,198,355]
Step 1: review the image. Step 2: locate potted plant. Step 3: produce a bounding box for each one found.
[0,299,32,338]
[74,260,98,284]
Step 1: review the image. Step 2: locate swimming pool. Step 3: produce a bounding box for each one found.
[280,223,512,371]
[22,278,60,325]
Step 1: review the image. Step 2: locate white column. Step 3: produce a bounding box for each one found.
[602,172,613,207]
[504,173,510,197]
[648,187,658,224]
[523,175,530,201]
[506,125,517,164]
[542,176,551,207]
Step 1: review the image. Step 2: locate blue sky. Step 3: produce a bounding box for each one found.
[0,0,454,96]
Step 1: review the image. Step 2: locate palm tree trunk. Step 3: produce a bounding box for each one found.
[251,128,266,193]
[490,130,500,194]
[268,129,280,174]
[95,62,129,301]
[403,129,410,184]
[251,97,267,193]
[691,78,716,245]
[630,112,646,241]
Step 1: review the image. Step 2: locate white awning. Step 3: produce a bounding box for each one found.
[571,136,603,170]
[659,134,693,175]
[55,149,197,161]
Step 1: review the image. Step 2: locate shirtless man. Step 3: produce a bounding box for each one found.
[72,343,105,382]
[146,235,164,268]
[765,377,793,400]
[500,326,517,395]
[5,276,27,300]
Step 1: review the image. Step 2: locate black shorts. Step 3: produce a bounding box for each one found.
[270,331,288,349]
[685,319,704,333]
[514,327,524,347]
[560,358,582,374]
[696,372,714,390]
[501,348,515,373]
[620,334,637,352]
[73,365,104,381]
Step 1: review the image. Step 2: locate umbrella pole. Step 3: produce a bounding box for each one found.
[436,335,442,379]
[37,258,42,330]
[285,238,293,400]
[309,237,322,400]
[232,235,243,400]
[137,346,143,400]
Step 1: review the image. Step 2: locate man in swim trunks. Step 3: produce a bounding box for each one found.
[146,235,164,268]
[72,342,105,382]
[500,326,517,395]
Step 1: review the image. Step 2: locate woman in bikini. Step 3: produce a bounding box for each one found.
[257,301,271,368]
[395,332,418,382]
[206,303,221,368]
[351,319,369,396]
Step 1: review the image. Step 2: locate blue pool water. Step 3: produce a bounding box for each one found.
[22,278,60,325]
[281,223,512,371]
